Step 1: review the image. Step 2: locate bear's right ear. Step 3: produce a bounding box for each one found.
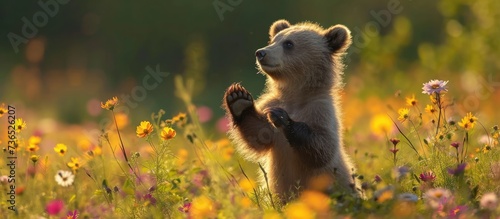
[324,25,352,53]
[269,19,291,40]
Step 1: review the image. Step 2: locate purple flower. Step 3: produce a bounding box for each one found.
[178,202,192,213]
[67,210,78,219]
[450,142,460,148]
[447,163,467,176]
[419,171,436,182]
[46,199,64,215]
[448,205,467,219]
[143,193,157,205]
[422,80,448,95]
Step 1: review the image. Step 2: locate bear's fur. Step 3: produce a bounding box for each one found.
[223,19,361,200]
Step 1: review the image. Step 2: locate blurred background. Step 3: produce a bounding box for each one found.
[1,0,499,141]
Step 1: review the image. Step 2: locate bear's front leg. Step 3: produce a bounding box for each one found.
[223,83,276,152]
[264,107,331,168]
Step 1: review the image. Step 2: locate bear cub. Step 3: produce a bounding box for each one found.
[223,19,362,200]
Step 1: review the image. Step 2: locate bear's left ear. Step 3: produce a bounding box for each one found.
[324,25,352,53]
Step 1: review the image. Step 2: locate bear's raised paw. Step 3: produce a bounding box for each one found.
[224,83,254,118]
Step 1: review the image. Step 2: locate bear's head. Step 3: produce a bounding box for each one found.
[255,19,351,89]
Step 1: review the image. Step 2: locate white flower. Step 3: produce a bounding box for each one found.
[422,79,449,95]
[480,193,498,210]
[423,188,453,209]
[55,170,74,187]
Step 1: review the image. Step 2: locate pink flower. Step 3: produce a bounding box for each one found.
[197,106,213,123]
[46,199,64,215]
[419,171,436,182]
[450,142,460,148]
[422,79,448,95]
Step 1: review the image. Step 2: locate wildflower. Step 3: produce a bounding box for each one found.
[374,186,394,203]
[450,142,460,148]
[54,143,68,156]
[449,205,467,219]
[239,196,253,208]
[398,193,419,202]
[172,112,187,125]
[285,201,315,219]
[370,114,395,137]
[27,143,40,152]
[221,147,234,160]
[480,193,498,210]
[136,121,153,138]
[389,148,399,154]
[397,108,410,122]
[14,118,27,133]
[447,163,467,176]
[30,155,40,163]
[239,179,256,193]
[422,79,448,95]
[406,95,418,106]
[46,199,64,216]
[374,175,382,183]
[100,96,118,110]
[0,175,9,185]
[143,193,157,205]
[423,188,453,209]
[55,170,75,187]
[67,210,78,219]
[300,190,331,212]
[178,202,192,213]
[419,171,436,182]
[160,127,176,140]
[425,104,436,114]
[458,113,477,131]
[190,195,215,218]
[389,138,400,146]
[67,157,81,171]
[0,104,6,117]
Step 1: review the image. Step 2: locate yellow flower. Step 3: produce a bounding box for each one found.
[285,201,315,219]
[67,157,81,171]
[397,108,410,122]
[238,196,253,208]
[176,149,188,166]
[300,190,331,212]
[160,127,176,140]
[172,112,187,124]
[263,210,283,219]
[0,104,6,118]
[30,155,40,163]
[100,96,118,110]
[54,143,68,156]
[458,113,477,131]
[405,95,418,107]
[27,136,41,152]
[136,121,153,138]
[425,104,436,114]
[370,114,395,137]
[239,179,256,193]
[377,189,394,203]
[221,147,234,160]
[191,196,215,218]
[14,118,27,133]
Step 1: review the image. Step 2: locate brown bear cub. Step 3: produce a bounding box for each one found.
[223,19,362,201]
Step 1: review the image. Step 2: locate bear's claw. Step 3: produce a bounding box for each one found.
[264,107,290,128]
[225,83,254,118]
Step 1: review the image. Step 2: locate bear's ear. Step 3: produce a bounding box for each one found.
[269,19,291,40]
[324,25,352,53]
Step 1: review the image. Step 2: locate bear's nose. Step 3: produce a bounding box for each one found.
[255,50,266,60]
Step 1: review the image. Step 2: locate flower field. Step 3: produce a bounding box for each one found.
[1,0,500,218]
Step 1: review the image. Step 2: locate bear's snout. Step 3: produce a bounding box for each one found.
[255,49,267,61]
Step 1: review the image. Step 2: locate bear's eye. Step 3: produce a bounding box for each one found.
[283,40,294,49]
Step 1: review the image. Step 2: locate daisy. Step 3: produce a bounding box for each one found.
[425,104,436,114]
[14,118,27,133]
[422,79,448,95]
[398,108,410,122]
[55,170,75,187]
[423,188,453,209]
[405,95,418,106]
[67,157,82,171]
[480,193,498,210]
